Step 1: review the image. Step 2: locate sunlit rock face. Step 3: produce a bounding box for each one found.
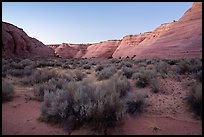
[82,40,121,58]
[112,2,202,58]
[53,43,90,58]
[2,22,55,58]
[3,2,201,59]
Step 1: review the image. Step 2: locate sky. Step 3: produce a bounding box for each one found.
[2,2,193,44]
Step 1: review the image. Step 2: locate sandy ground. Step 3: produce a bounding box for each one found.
[2,74,202,135]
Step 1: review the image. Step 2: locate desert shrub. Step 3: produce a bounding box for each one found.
[110,58,121,64]
[33,83,54,101]
[2,64,11,73]
[19,58,33,67]
[149,78,160,93]
[2,81,14,102]
[10,62,24,69]
[40,89,72,125]
[83,64,91,70]
[156,61,169,77]
[137,61,147,68]
[186,82,202,118]
[125,92,145,115]
[132,72,141,80]
[122,61,132,68]
[36,59,56,68]
[33,77,69,101]
[6,68,33,77]
[73,70,85,81]
[62,64,71,69]
[170,58,201,80]
[170,65,181,81]
[194,70,202,82]
[95,65,104,72]
[96,65,117,80]
[40,78,125,134]
[20,70,57,85]
[167,59,177,65]
[187,58,202,74]
[122,67,134,79]
[109,75,131,98]
[135,69,157,88]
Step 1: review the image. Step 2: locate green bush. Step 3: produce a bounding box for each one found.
[2,81,14,102]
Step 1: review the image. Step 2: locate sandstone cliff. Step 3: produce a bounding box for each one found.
[112,2,202,58]
[2,22,55,58]
[2,2,202,59]
[54,2,201,59]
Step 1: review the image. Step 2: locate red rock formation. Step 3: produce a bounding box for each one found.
[82,40,121,58]
[48,44,60,50]
[54,2,201,59]
[3,2,201,59]
[54,43,90,58]
[2,22,55,58]
[112,2,202,58]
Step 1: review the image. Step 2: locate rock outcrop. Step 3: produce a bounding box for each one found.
[112,2,202,58]
[54,43,90,58]
[2,22,55,58]
[82,40,121,58]
[52,2,201,59]
[2,2,201,59]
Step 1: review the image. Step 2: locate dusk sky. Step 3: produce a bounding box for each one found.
[2,2,193,44]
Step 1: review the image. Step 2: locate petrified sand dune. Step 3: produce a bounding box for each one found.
[82,40,121,58]
[53,43,91,58]
[53,2,202,59]
[2,22,55,58]
[2,2,202,59]
[113,2,202,58]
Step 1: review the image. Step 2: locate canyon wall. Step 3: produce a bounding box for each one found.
[2,22,55,58]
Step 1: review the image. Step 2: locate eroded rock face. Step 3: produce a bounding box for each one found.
[53,2,201,59]
[54,43,90,58]
[112,2,202,58]
[82,40,121,58]
[2,22,55,58]
[3,2,201,59]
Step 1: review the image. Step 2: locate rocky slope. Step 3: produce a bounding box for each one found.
[53,43,91,58]
[2,22,55,58]
[82,40,121,58]
[112,2,202,58]
[2,2,201,59]
[50,2,201,59]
